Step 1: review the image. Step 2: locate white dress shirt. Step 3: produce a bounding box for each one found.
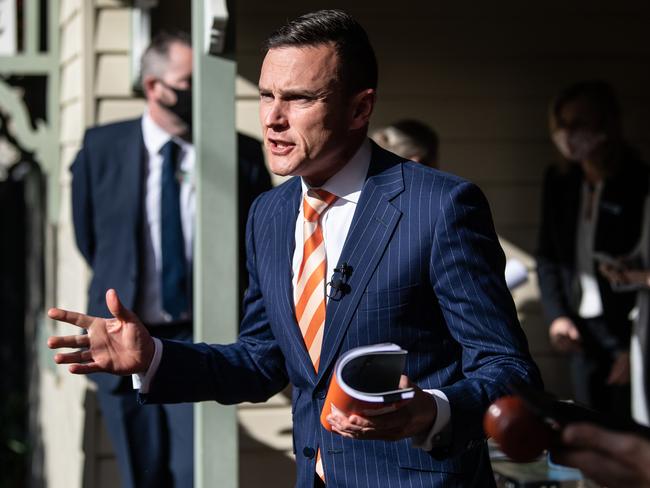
[291,140,370,298]
[576,181,604,318]
[138,138,449,450]
[136,112,195,324]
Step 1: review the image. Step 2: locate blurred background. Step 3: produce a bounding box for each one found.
[1,0,649,486]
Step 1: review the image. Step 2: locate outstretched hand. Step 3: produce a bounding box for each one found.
[47,289,154,376]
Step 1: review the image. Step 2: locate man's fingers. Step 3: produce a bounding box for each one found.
[68,363,104,375]
[327,411,407,437]
[398,375,412,389]
[48,334,90,350]
[329,422,403,441]
[330,411,401,430]
[327,414,371,432]
[106,289,136,323]
[54,350,93,364]
[48,308,94,329]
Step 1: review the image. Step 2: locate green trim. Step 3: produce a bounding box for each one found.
[0,55,57,73]
[25,0,40,55]
[192,1,238,487]
[47,0,61,224]
[0,79,50,153]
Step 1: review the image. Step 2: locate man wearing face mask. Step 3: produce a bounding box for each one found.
[70,31,270,487]
[536,80,649,419]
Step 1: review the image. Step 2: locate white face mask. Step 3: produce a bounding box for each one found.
[552,128,607,161]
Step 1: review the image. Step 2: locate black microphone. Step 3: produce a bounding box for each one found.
[333,262,352,278]
[330,277,345,292]
[328,262,352,299]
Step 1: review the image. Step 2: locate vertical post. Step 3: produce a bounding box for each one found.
[24,0,40,54]
[46,0,60,223]
[192,1,238,488]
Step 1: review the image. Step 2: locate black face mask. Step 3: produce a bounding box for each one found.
[159,80,192,127]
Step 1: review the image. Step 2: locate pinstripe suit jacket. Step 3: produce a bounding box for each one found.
[143,143,541,487]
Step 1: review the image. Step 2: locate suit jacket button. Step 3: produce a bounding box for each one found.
[303,447,315,459]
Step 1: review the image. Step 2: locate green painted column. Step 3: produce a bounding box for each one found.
[192,1,238,487]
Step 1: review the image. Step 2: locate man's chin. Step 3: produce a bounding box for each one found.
[268,159,299,178]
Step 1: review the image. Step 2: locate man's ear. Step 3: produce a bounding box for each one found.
[141,75,159,101]
[349,89,376,130]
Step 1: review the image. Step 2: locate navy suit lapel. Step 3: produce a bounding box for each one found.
[270,178,319,382]
[316,145,405,385]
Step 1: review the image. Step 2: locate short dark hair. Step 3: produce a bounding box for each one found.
[262,10,378,95]
[550,80,622,137]
[140,31,192,80]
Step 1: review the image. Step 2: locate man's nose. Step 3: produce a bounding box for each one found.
[263,100,288,129]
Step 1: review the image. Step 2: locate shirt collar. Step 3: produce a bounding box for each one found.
[141,110,192,155]
[300,138,371,204]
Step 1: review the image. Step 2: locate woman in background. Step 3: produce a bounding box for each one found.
[536,80,648,418]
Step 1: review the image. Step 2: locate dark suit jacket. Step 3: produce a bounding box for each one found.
[536,156,649,351]
[142,143,541,487]
[71,117,270,390]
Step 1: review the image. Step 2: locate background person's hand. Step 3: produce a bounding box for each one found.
[47,289,154,375]
[600,263,650,289]
[599,262,627,285]
[617,269,650,288]
[326,375,437,441]
[607,351,631,385]
[553,423,650,488]
[549,316,581,353]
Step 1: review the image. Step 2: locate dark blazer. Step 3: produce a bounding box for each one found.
[71,118,270,389]
[536,156,649,350]
[142,143,541,487]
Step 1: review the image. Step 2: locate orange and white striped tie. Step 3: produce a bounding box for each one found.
[294,188,337,483]
[295,188,337,370]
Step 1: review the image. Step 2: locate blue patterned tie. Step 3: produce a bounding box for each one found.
[160,140,188,320]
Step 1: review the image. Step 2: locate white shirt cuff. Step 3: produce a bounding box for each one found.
[131,337,163,393]
[411,389,451,451]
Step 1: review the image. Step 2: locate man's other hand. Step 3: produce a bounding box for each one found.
[326,375,437,441]
[47,289,154,376]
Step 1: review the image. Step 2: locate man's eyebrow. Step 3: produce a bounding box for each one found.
[258,87,325,98]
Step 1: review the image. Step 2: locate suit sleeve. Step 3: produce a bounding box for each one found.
[535,167,572,322]
[141,196,289,405]
[430,180,542,457]
[70,132,95,265]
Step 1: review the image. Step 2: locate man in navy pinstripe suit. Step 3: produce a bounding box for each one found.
[48,9,542,487]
